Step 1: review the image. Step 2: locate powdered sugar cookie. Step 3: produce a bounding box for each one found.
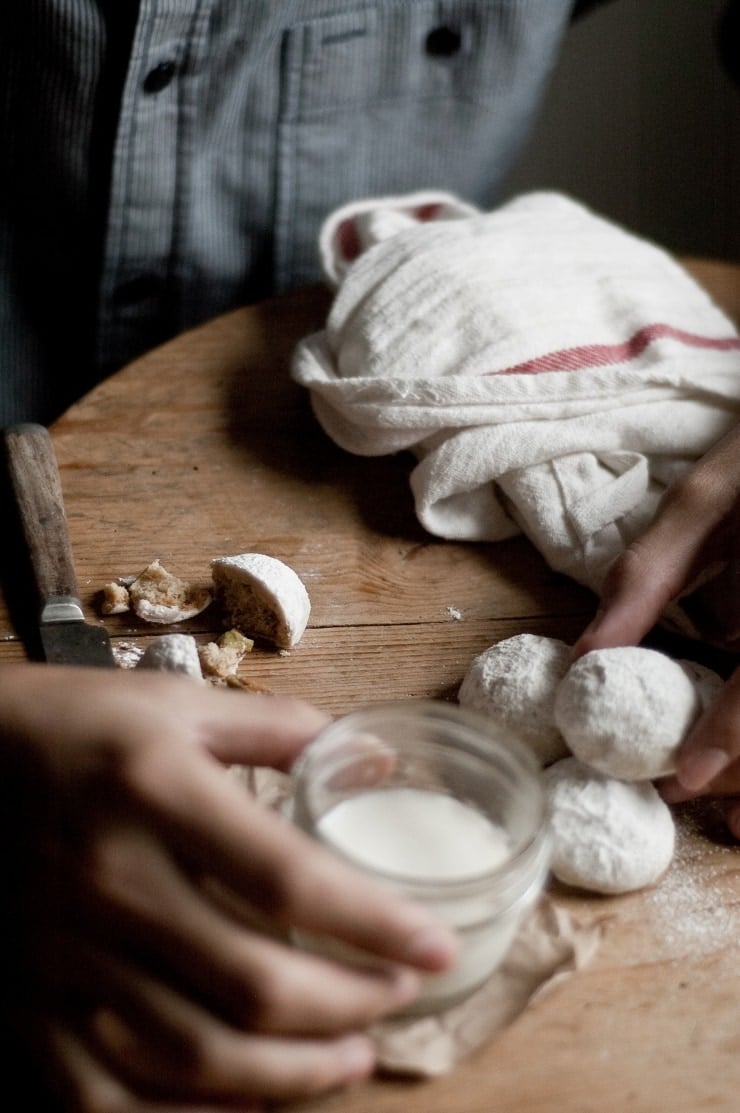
[211,553,311,649]
[137,633,203,680]
[458,634,571,766]
[554,646,701,781]
[545,757,675,895]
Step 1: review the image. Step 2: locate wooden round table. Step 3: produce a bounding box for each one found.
[1,261,740,1113]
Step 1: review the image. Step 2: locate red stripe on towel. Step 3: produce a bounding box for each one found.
[487,323,740,377]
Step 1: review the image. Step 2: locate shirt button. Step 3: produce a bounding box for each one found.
[143,60,177,93]
[425,26,463,58]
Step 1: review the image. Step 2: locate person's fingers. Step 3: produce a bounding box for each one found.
[680,449,740,648]
[657,776,698,805]
[572,545,679,656]
[14,666,454,970]
[129,743,457,974]
[659,667,740,800]
[3,666,455,1012]
[192,690,331,769]
[574,428,740,657]
[49,1021,265,1112]
[77,735,456,978]
[45,950,381,1106]
[0,665,329,773]
[91,1003,376,1103]
[44,875,420,1037]
[574,504,718,655]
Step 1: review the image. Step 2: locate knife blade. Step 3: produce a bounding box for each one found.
[4,423,115,667]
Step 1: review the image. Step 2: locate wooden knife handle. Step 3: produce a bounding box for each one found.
[4,423,80,603]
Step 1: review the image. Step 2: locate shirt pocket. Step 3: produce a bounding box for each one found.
[274,0,573,287]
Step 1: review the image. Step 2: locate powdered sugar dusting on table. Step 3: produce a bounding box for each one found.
[645,804,740,958]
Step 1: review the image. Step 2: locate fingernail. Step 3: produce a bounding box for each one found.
[404,925,458,971]
[677,747,730,791]
[339,1035,376,1081]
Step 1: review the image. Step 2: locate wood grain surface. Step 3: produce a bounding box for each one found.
[1,261,740,1112]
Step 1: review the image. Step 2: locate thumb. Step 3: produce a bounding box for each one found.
[670,667,740,794]
[573,542,689,658]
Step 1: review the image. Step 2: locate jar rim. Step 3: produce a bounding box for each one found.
[292,698,550,898]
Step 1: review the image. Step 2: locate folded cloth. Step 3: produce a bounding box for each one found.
[292,191,740,634]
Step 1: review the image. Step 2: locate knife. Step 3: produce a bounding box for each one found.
[4,423,115,667]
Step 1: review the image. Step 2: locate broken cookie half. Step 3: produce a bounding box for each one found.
[129,559,213,623]
[211,552,311,649]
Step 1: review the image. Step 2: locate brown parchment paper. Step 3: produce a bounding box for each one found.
[371,896,601,1076]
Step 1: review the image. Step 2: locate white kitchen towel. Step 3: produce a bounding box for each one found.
[292,191,740,631]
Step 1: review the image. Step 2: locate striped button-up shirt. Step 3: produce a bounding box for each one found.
[2,0,579,424]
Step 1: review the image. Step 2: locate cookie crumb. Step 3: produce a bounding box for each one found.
[101,581,131,615]
[198,629,254,679]
[225,674,274,694]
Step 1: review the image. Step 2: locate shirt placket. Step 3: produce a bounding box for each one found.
[96,0,209,374]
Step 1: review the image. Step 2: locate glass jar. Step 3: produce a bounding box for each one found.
[291,699,550,1017]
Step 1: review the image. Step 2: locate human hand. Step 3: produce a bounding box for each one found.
[0,664,457,1111]
[572,422,740,834]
